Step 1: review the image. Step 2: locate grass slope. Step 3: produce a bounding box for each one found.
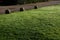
[0,5,60,40]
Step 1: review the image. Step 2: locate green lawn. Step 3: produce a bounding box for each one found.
[0,5,60,40]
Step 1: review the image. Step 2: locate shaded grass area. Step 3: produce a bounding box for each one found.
[0,5,60,40]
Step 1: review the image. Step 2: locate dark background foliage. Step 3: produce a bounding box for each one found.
[0,0,48,5]
[17,0,48,4]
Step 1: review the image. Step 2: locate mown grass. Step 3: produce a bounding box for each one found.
[0,5,60,40]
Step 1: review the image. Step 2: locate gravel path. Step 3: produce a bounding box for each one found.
[0,1,60,14]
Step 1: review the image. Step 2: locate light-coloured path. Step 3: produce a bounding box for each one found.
[0,1,60,14]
